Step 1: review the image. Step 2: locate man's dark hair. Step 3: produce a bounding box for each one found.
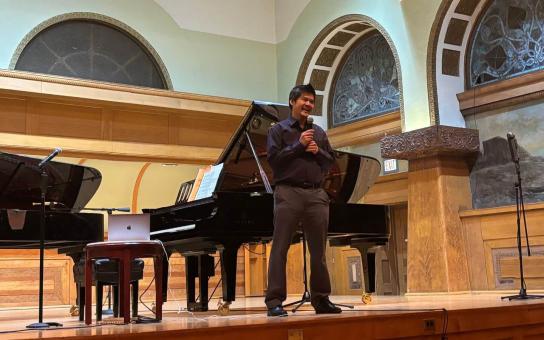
[288,83,316,108]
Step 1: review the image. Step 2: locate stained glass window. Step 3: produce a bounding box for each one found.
[330,33,399,127]
[470,0,544,87]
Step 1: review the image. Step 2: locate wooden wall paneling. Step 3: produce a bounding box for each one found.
[498,254,544,291]
[362,173,408,205]
[244,248,250,296]
[173,112,242,149]
[327,111,402,148]
[0,95,27,133]
[329,247,348,295]
[482,236,544,290]
[390,204,408,294]
[460,215,489,290]
[0,250,72,308]
[101,108,113,140]
[244,244,268,297]
[329,245,379,296]
[480,210,544,241]
[0,71,249,163]
[111,108,170,144]
[342,248,366,295]
[168,112,178,145]
[460,203,544,291]
[0,132,221,164]
[457,69,544,114]
[375,247,392,295]
[328,247,342,294]
[33,100,103,139]
[286,242,305,295]
[26,97,39,135]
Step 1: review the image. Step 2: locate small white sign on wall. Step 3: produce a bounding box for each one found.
[383,159,398,174]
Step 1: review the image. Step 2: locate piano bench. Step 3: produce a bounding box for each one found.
[73,257,144,322]
[84,241,165,325]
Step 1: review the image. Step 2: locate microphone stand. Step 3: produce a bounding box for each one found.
[284,231,311,313]
[284,226,354,313]
[27,162,63,328]
[501,138,544,301]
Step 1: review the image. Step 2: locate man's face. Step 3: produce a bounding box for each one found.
[290,92,315,120]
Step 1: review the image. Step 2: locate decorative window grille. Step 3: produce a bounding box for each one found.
[470,0,544,87]
[15,19,167,89]
[330,33,399,127]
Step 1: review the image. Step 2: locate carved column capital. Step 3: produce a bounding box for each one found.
[380,125,479,160]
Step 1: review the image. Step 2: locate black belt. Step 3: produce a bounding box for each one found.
[280,181,321,189]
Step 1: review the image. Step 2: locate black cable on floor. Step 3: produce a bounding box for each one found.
[441,308,449,340]
[208,278,222,303]
[139,277,156,315]
[243,244,266,256]
[0,323,105,335]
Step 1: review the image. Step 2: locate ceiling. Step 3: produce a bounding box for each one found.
[154,0,310,43]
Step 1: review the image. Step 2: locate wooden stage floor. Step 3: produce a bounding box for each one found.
[1,293,544,339]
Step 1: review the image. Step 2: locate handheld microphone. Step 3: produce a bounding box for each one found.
[38,147,62,169]
[506,132,519,163]
[304,116,314,131]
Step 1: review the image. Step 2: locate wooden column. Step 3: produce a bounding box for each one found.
[381,125,479,293]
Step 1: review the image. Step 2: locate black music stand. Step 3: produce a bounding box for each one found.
[284,229,353,313]
[501,134,544,301]
[27,152,63,329]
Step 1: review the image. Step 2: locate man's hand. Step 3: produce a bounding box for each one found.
[299,129,314,146]
[306,141,319,154]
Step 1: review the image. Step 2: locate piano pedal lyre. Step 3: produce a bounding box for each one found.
[69,304,79,316]
[217,300,231,316]
[361,292,372,304]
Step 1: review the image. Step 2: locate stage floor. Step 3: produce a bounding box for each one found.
[1,293,544,339]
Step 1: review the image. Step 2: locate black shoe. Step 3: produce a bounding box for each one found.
[313,298,342,314]
[267,305,288,317]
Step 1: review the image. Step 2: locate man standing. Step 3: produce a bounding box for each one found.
[265,84,341,317]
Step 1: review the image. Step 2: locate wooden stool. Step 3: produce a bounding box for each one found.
[85,241,164,325]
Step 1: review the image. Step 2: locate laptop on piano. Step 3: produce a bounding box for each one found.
[108,214,150,241]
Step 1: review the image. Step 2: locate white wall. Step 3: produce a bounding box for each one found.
[155,0,310,43]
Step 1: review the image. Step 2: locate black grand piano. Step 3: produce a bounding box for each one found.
[147,102,389,311]
[0,151,104,269]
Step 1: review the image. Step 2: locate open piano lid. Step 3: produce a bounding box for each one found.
[0,152,102,212]
[213,101,381,204]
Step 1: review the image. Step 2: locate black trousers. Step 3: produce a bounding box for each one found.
[265,184,331,308]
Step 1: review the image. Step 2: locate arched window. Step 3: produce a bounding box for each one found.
[469,0,544,87]
[296,15,402,131]
[13,17,169,89]
[296,15,404,176]
[331,33,400,126]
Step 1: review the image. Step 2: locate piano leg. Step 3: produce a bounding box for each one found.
[78,284,85,321]
[113,286,119,317]
[67,251,84,317]
[161,251,172,303]
[185,254,214,311]
[96,283,103,321]
[219,244,241,305]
